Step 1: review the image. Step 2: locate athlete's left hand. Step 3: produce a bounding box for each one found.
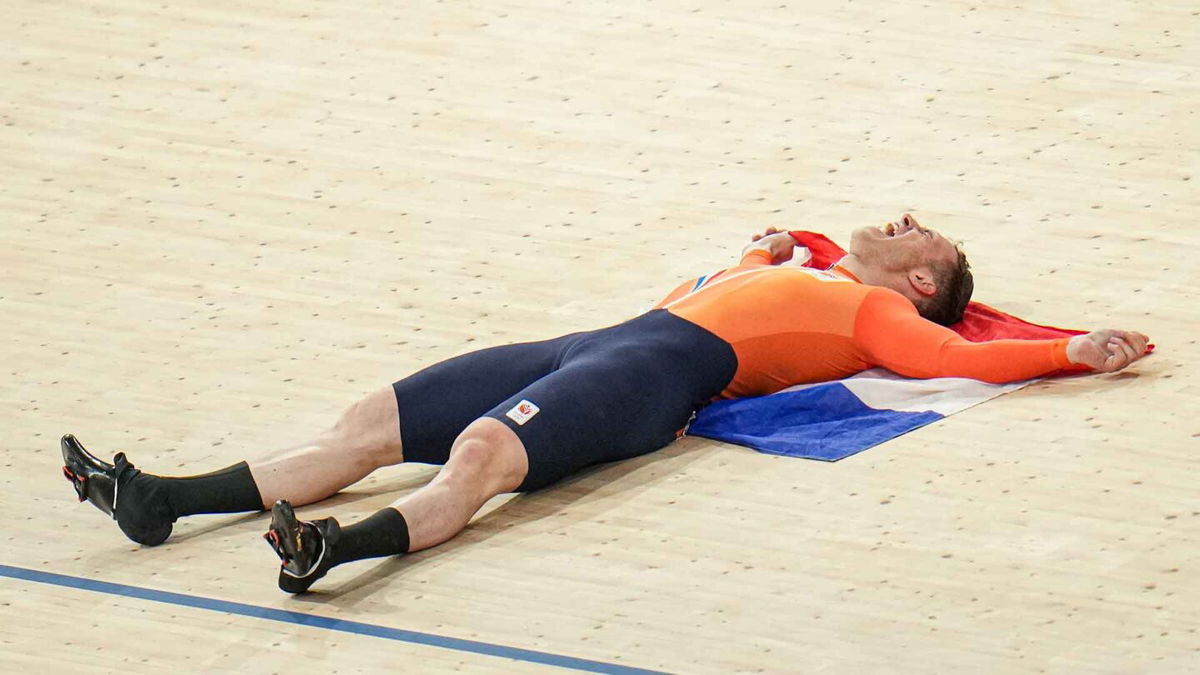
[1066,329,1151,373]
[750,226,788,242]
[744,229,797,263]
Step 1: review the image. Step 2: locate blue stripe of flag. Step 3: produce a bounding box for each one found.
[688,383,943,461]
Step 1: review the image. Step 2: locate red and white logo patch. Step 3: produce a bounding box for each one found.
[505,399,540,426]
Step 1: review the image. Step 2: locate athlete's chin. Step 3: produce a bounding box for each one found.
[848,226,883,255]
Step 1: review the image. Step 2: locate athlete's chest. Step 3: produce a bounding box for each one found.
[711,268,870,340]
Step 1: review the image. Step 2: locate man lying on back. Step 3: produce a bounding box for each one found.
[62,214,1150,593]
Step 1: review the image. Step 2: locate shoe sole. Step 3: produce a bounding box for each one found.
[61,434,116,515]
[265,500,301,563]
[265,500,333,593]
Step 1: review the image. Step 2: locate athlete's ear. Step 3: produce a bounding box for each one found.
[908,267,938,297]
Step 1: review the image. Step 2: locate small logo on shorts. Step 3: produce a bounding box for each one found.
[505,399,540,426]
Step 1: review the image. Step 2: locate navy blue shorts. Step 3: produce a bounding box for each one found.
[392,309,738,491]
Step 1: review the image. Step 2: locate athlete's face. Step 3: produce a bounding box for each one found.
[848,213,958,273]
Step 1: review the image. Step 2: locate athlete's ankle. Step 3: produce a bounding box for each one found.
[329,508,410,566]
[159,461,263,517]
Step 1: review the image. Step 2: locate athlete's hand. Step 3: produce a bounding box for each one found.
[743,229,797,263]
[750,226,788,242]
[1066,330,1151,373]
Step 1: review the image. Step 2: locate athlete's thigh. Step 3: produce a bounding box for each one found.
[393,335,576,465]
[484,355,698,491]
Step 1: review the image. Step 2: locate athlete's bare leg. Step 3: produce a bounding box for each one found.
[265,416,530,592]
[249,386,405,508]
[389,417,529,552]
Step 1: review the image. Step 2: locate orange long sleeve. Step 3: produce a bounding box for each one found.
[853,289,1073,383]
[656,251,1075,397]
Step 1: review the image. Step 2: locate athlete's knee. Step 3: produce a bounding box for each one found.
[442,418,528,492]
[328,387,404,466]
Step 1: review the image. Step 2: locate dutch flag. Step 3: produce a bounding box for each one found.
[688,368,1029,461]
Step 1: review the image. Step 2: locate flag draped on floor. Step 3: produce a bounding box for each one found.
[686,231,1087,461]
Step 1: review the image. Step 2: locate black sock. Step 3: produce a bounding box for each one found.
[329,508,410,566]
[154,462,264,517]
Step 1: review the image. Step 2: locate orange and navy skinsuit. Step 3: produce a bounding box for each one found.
[655,249,1074,399]
[394,247,1077,491]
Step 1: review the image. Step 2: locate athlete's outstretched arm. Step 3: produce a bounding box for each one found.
[855,289,1150,383]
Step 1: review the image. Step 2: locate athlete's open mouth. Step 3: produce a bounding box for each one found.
[882,219,921,237]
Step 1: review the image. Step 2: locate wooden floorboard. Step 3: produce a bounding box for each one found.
[2,0,1197,672]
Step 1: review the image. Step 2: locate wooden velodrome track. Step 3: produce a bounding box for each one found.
[3,0,1197,672]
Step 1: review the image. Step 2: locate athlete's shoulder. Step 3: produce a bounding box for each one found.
[853,286,935,344]
[862,284,915,305]
[857,285,922,319]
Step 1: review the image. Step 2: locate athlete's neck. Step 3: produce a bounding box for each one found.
[836,254,920,306]
[831,254,868,284]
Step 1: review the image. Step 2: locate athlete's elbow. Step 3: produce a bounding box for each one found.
[958,368,1025,384]
[976,372,1017,385]
[935,361,1014,384]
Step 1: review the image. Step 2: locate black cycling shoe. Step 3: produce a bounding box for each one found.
[263,499,341,594]
[60,434,175,546]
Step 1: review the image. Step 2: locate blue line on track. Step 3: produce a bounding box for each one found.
[0,563,668,675]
